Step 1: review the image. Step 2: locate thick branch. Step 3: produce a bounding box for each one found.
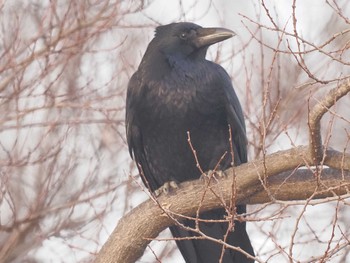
[94,147,350,263]
[248,168,350,203]
[308,81,350,162]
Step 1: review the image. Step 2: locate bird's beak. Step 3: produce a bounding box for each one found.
[194,27,236,48]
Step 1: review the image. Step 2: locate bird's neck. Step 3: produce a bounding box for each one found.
[140,49,205,81]
[139,50,170,81]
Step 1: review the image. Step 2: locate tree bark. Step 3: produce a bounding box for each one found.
[94,146,350,263]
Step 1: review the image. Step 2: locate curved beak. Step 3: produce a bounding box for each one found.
[194,27,236,48]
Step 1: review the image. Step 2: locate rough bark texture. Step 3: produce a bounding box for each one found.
[94,146,350,263]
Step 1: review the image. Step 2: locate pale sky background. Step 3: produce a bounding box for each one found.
[47,1,347,262]
[2,0,349,262]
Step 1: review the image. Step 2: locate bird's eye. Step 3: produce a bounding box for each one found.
[179,32,187,39]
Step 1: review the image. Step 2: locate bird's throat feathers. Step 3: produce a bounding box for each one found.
[140,49,206,83]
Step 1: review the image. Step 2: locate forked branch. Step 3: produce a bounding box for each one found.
[308,81,350,162]
[95,82,350,263]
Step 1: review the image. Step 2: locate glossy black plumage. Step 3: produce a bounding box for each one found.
[126,22,254,263]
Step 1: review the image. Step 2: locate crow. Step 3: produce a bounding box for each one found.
[126,22,254,263]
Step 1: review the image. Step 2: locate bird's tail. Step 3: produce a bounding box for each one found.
[169,205,254,263]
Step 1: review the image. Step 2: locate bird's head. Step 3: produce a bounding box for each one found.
[147,22,236,60]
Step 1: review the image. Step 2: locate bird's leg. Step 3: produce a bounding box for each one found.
[200,170,228,181]
[154,181,179,196]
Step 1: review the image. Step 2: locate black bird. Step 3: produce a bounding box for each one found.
[126,22,254,263]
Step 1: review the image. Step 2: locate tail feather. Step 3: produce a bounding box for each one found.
[169,206,254,263]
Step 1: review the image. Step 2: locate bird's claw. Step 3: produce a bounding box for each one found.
[154,181,179,196]
[200,170,227,181]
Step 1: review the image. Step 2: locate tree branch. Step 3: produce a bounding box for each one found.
[308,81,350,162]
[95,80,350,263]
[94,147,350,263]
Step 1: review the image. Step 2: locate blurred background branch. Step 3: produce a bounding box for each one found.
[0,0,349,262]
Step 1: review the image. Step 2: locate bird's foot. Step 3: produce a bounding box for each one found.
[154,181,179,196]
[200,170,228,181]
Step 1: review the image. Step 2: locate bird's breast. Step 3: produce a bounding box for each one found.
[145,70,220,116]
